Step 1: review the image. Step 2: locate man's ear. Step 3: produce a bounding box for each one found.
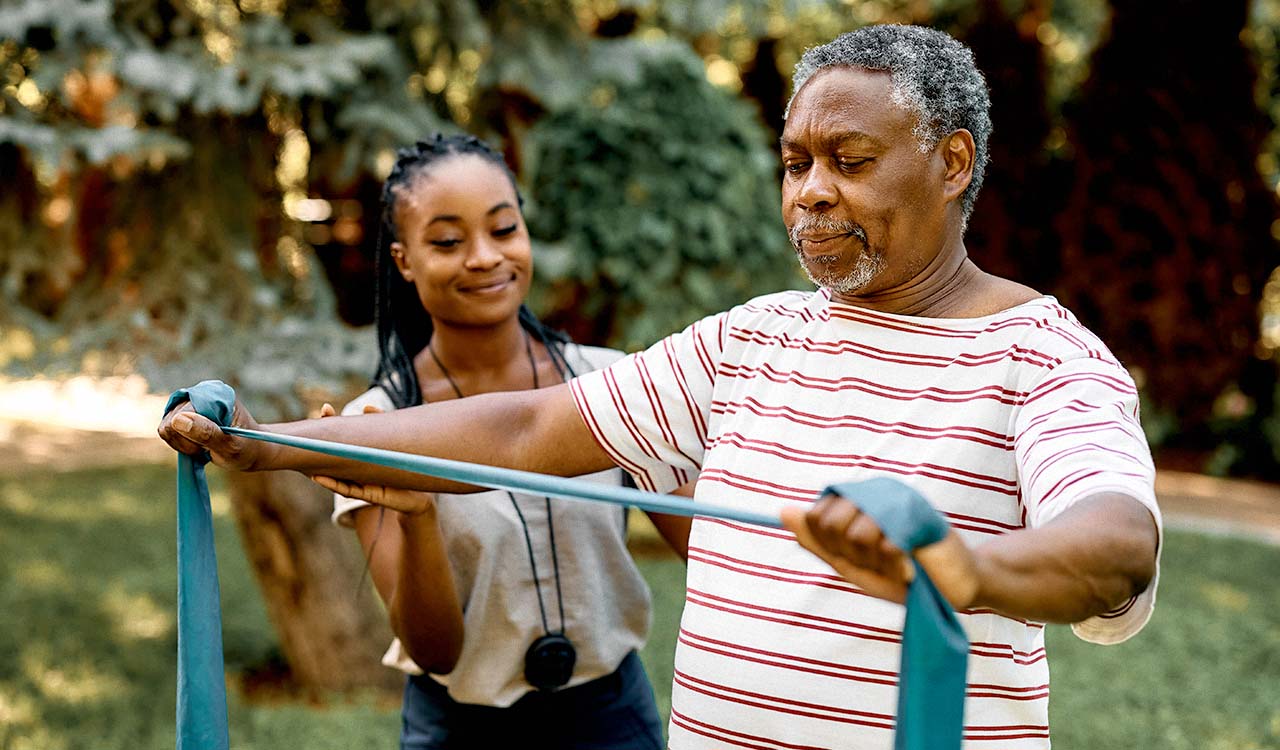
[390,241,413,282]
[940,129,976,205]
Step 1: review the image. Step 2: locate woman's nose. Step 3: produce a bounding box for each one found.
[463,237,504,270]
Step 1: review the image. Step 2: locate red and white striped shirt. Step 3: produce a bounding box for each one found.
[570,288,1161,750]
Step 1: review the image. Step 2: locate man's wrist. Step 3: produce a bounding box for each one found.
[238,424,285,472]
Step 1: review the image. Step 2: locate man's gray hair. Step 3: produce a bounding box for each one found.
[788,24,992,224]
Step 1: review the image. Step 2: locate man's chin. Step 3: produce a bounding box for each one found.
[797,257,884,297]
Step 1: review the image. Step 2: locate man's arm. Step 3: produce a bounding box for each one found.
[158,384,614,493]
[965,492,1157,622]
[781,491,1159,624]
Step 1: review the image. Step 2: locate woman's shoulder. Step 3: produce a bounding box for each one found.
[564,343,628,374]
[340,385,397,416]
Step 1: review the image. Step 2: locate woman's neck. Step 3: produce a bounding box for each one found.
[413,315,554,402]
[425,316,528,378]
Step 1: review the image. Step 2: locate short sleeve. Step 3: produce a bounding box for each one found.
[568,311,729,493]
[330,387,404,527]
[1014,355,1163,644]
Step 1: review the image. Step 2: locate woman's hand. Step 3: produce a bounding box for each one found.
[309,403,438,516]
[780,493,982,609]
[157,396,268,471]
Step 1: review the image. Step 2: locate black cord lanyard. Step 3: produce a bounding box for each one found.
[427,330,576,689]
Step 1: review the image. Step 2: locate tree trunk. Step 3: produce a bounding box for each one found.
[225,469,401,692]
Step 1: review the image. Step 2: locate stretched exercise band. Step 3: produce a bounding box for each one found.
[219,425,785,529]
[168,380,967,750]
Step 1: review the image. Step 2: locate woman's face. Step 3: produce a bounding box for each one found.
[390,154,532,328]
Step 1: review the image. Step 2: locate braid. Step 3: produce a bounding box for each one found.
[371,134,574,407]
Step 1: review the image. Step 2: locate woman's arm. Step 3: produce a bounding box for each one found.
[334,491,464,674]
[318,401,463,673]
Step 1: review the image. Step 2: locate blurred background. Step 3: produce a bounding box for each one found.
[2,1,1279,748]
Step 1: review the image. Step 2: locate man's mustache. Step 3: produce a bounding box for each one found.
[788,215,868,250]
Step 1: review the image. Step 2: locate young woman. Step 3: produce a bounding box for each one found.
[313,134,688,749]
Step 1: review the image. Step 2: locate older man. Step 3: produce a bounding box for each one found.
[161,24,1160,749]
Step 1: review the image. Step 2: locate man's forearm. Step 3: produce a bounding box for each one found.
[969,493,1159,624]
[253,386,612,492]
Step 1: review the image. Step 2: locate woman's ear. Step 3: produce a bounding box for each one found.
[390,241,413,282]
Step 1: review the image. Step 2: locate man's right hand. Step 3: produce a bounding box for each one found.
[156,397,267,471]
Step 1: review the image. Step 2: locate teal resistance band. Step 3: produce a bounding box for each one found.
[165,382,232,750]
[219,426,784,529]
[826,478,970,750]
[169,380,967,750]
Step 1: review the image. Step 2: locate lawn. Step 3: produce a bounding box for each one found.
[1,464,1277,749]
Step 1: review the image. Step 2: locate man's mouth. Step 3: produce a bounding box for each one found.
[789,217,867,254]
[795,233,851,247]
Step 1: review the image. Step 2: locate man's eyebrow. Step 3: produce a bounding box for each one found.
[780,130,884,151]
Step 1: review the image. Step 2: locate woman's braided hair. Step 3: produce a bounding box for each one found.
[372,133,576,408]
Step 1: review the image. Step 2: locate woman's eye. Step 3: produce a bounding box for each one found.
[492,224,517,237]
[430,238,462,248]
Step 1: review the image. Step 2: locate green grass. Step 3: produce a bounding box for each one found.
[1,464,1278,749]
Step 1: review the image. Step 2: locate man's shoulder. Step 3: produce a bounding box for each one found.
[972,298,1126,376]
[1001,297,1119,362]
[566,343,628,373]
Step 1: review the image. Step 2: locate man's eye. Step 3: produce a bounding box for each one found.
[839,159,870,171]
[784,161,809,174]
[493,225,517,237]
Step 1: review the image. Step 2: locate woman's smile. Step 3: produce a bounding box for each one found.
[457,273,517,295]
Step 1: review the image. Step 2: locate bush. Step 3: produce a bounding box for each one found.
[523,44,804,350]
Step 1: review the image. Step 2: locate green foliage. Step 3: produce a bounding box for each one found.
[524,42,803,349]
[0,0,823,414]
[0,0,441,418]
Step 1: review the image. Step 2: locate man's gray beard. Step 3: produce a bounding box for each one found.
[799,249,887,295]
[788,216,885,295]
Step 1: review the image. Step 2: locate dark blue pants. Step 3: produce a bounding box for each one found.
[400,651,664,749]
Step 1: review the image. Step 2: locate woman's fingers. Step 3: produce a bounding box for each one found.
[312,474,435,515]
[312,474,373,500]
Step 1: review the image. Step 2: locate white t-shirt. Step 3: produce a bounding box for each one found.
[333,344,653,708]
[569,289,1162,749]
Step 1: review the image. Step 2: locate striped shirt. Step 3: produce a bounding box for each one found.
[570,288,1161,749]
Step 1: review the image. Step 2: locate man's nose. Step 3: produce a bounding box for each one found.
[794,162,839,210]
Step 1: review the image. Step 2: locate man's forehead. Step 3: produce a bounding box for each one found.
[782,66,911,145]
